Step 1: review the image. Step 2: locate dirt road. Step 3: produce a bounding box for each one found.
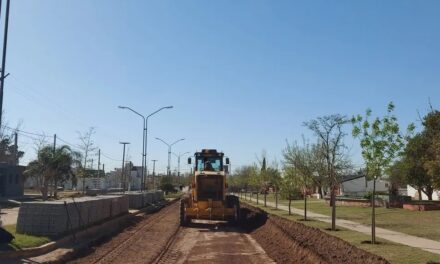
[68,201,388,264]
[156,221,274,263]
[69,201,273,264]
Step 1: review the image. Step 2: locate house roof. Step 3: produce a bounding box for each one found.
[340,174,365,183]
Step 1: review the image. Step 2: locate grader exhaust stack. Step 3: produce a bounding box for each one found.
[180,149,239,225]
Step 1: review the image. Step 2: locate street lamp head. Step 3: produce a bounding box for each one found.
[118,106,127,109]
[165,106,173,109]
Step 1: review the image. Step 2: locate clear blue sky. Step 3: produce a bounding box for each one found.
[4,1,440,173]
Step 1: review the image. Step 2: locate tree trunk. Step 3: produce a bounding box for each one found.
[418,189,422,200]
[41,184,48,201]
[264,193,267,207]
[372,178,376,244]
[275,189,278,209]
[304,189,307,221]
[288,198,291,215]
[331,185,336,231]
[318,185,323,199]
[54,179,58,199]
[257,193,259,205]
[425,186,433,201]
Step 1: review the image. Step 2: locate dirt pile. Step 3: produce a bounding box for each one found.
[241,204,389,264]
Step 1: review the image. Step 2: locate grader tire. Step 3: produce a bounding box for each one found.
[226,195,240,225]
[180,199,189,226]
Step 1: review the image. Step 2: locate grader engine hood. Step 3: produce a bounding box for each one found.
[196,173,224,201]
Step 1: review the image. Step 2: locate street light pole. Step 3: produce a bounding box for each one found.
[172,152,190,180]
[155,138,185,179]
[152,159,157,189]
[118,106,145,191]
[145,106,173,190]
[120,142,130,192]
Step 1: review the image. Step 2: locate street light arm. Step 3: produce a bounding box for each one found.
[170,138,185,147]
[147,106,173,120]
[118,106,145,121]
[155,137,170,147]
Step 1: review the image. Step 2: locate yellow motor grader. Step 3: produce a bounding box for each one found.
[180,149,240,225]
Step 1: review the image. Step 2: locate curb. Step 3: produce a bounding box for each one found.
[0,201,169,260]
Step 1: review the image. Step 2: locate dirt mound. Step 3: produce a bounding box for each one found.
[241,205,389,264]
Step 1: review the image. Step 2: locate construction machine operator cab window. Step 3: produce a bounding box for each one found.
[196,157,222,172]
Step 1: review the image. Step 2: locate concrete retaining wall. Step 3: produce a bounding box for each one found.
[126,191,164,209]
[16,195,129,236]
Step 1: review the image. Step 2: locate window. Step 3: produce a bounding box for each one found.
[15,174,19,184]
[8,174,12,184]
[196,157,222,172]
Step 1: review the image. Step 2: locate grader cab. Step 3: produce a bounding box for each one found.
[180,149,240,226]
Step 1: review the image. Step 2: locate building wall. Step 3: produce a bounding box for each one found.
[341,177,366,196]
[0,165,24,197]
[366,179,389,193]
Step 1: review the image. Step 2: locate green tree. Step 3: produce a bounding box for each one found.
[25,145,80,200]
[280,167,302,215]
[305,114,349,231]
[352,102,413,244]
[421,110,440,190]
[392,110,440,200]
[283,140,315,220]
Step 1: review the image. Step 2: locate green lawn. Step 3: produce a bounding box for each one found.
[244,201,440,264]
[1,224,51,251]
[241,193,440,242]
[164,191,183,199]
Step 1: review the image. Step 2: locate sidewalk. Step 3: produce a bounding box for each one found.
[244,196,440,255]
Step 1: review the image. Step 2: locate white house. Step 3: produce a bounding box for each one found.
[406,185,440,200]
[340,174,389,197]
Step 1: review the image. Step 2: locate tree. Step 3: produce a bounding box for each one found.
[77,127,97,193]
[280,167,302,215]
[421,110,440,191]
[283,140,315,220]
[25,145,80,200]
[352,102,412,244]
[392,109,440,200]
[305,114,349,231]
[310,143,328,198]
[0,132,24,165]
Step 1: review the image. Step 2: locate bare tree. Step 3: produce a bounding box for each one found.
[78,127,97,193]
[304,114,349,231]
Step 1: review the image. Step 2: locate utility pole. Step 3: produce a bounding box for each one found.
[152,159,157,190]
[14,132,17,165]
[53,134,56,153]
[120,142,130,192]
[0,0,11,127]
[52,134,56,197]
[97,149,101,178]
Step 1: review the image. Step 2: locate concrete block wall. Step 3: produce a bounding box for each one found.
[16,195,128,236]
[126,191,165,209]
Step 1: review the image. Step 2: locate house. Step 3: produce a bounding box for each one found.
[0,164,25,197]
[339,174,389,197]
[406,185,440,200]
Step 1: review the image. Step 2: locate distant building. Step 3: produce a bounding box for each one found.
[339,174,389,197]
[406,185,440,200]
[0,164,25,197]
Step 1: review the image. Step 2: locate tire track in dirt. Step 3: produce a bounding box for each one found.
[156,221,275,264]
[69,202,180,264]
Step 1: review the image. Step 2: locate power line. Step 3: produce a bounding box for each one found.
[2,125,47,138]
[101,152,122,162]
